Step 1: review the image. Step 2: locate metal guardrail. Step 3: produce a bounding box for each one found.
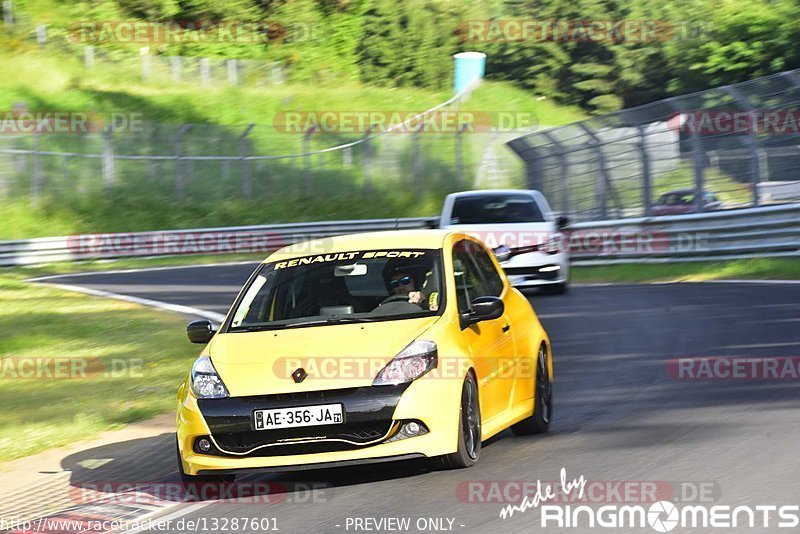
[567,203,800,264]
[2,205,799,267]
[0,218,431,266]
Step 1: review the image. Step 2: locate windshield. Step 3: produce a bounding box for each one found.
[450,194,545,224]
[227,249,444,331]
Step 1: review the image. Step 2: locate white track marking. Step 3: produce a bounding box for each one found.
[37,282,226,322]
[118,502,215,534]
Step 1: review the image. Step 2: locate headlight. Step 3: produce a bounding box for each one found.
[190,356,229,399]
[373,340,438,386]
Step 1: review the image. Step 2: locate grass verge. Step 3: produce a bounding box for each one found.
[0,272,194,461]
[571,258,800,284]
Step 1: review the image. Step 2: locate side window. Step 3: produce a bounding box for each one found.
[469,242,505,297]
[452,242,486,313]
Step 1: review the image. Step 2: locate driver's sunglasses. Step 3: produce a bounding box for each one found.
[390,275,413,288]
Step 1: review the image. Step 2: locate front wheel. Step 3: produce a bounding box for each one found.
[433,373,481,469]
[511,345,552,435]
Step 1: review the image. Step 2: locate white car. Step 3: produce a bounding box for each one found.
[439,190,570,293]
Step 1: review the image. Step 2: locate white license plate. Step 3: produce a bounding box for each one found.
[253,403,344,431]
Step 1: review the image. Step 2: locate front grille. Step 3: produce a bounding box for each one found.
[198,422,395,457]
[196,384,410,457]
[504,265,560,280]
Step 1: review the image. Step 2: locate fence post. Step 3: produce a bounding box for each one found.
[227,59,238,86]
[578,124,611,219]
[542,131,570,215]
[171,56,181,82]
[723,85,761,207]
[689,130,706,213]
[303,126,315,194]
[140,47,151,82]
[31,129,42,204]
[174,124,192,200]
[455,124,468,189]
[84,46,94,69]
[412,121,424,196]
[36,24,46,47]
[200,58,210,87]
[102,125,115,190]
[239,123,255,197]
[3,1,13,27]
[636,125,653,216]
[0,155,6,199]
[362,125,375,193]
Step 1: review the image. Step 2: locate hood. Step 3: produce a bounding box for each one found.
[206,316,440,396]
[444,222,556,249]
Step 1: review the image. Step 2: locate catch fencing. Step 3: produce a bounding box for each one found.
[507,69,800,222]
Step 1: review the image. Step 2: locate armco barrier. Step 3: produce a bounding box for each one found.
[1,205,799,267]
[567,202,800,263]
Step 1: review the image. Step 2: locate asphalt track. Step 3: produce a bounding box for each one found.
[37,265,800,533]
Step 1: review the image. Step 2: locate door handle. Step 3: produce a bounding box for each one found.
[502,323,510,333]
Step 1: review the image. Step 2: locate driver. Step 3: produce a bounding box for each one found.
[388,270,425,306]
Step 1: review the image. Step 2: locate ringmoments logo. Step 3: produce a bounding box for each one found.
[499,468,800,531]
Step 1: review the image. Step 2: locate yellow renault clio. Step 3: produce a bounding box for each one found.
[176,230,553,481]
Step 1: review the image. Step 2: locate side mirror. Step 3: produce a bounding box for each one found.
[187,320,216,344]
[556,216,570,230]
[462,296,504,327]
[423,218,439,229]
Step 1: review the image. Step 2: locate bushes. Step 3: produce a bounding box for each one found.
[9,0,800,112]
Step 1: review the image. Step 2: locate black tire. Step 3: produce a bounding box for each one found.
[176,438,235,484]
[434,373,481,469]
[511,345,552,435]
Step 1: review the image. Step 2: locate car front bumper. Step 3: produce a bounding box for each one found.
[501,251,570,287]
[176,374,462,475]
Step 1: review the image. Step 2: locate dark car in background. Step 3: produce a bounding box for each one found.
[651,189,722,216]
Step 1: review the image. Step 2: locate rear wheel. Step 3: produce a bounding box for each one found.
[434,373,481,469]
[176,438,235,484]
[511,345,552,435]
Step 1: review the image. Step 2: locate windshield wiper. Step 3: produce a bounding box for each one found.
[325,316,377,323]
[284,317,377,327]
[238,324,286,332]
[234,316,380,332]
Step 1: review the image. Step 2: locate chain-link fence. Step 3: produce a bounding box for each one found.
[508,69,800,222]
[0,94,523,207]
